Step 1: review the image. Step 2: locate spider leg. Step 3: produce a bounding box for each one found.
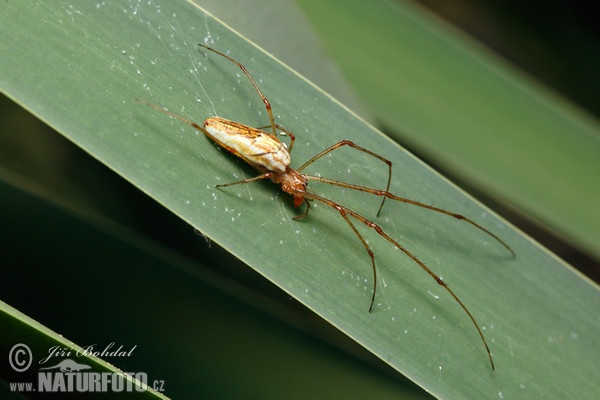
[216,173,274,188]
[297,140,393,217]
[304,175,514,257]
[337,208,378,312]
[294,189,495,370]
[292,199,311,221]
[136,99,211,135]
[199,44,277,137]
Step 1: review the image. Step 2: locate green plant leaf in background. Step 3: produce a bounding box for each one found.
[0,299,167,399]
[295,0,600,265]
[1,1,598,399]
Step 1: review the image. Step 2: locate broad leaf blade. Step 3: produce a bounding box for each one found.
[1,1,598,399]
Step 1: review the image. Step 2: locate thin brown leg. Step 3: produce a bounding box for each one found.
[216,172,274,188]
[304,175,514,257]
[294,189,495,370]
[199,44,277,137]
[296,140,393,217]
[136,99,211,135]
[292,199,311,221]
[337,208,378,312]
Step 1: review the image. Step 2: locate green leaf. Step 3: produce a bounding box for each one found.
[0,300,167,399]
[1,1,598,399]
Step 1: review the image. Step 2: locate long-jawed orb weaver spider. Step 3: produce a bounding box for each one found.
[139,43,515,370]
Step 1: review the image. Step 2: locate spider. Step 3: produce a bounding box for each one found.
[138,43,515,370]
